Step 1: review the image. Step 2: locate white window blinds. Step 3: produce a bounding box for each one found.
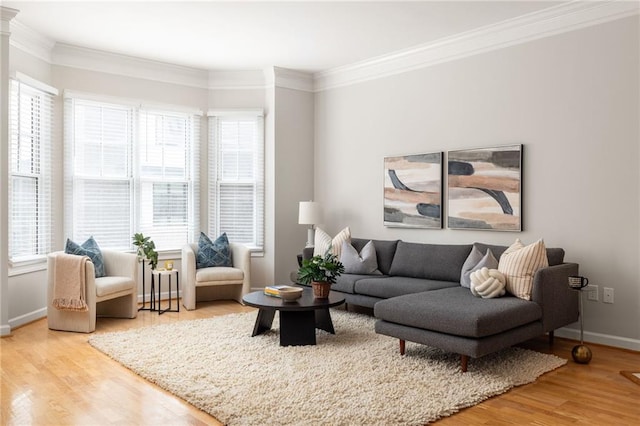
[65,95,200,251]
[209,112,264,250]
[138,110,199,250]
[65,98,134,250]
[9,79,54,262]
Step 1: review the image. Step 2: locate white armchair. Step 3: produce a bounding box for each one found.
[47,249,138,333]
[181,242,251,310]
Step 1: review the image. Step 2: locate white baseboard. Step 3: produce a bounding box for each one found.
[555,327,640,351]
[0,324,12,336]
[8,307,48,330]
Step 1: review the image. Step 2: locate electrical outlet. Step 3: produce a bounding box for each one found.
[603,287,614,304]
[586,284,598,301]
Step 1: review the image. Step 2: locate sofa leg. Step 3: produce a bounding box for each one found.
[399,339,406,356]
[461,355,468,373]
[549,330,555,346]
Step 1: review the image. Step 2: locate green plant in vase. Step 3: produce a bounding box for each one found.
[132,232,158,270]
[297,250,345,298]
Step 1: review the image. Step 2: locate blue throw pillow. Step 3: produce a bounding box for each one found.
[196,232,232,269]
[65,236,106,278]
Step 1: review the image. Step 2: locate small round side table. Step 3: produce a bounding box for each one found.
[570,285,592,364]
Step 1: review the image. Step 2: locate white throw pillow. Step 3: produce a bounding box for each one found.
[498,238,549,300]
[314,227,351,259]
[340,240,381,275]
[470,267,506,298]
[460,247,498,288]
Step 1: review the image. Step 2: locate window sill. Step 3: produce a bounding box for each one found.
[9,257,47,277]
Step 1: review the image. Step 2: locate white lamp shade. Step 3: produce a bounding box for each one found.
[298,201,322,225]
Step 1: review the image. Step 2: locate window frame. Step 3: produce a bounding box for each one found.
[8,75,57,266]
[208,110,265,252]
[64,92,201,252]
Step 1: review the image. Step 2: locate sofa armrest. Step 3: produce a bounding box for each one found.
[181,244,197,310]
[531,262,579,332]
[302,247,314,261]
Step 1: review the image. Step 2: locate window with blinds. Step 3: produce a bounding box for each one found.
[209,112,264,251]
[9,79,54,263]
[138,110,199,250]
[65,96,200,251]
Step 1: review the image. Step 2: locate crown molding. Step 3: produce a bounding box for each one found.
[9,19,55,63]
[52,42,210,89]
[1,6,19,35]
[208,70,266,90]
[272,66,314,92]
[314,0,640,92]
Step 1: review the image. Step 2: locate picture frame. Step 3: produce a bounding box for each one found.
[447,144,522,231]
[383,152,443,229]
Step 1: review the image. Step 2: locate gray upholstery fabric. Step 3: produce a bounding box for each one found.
[388,242,472,282]
[354,277,458,299]
[473,242,565,266]
[375,319,543,358]
[459,246,483,288]
[332,273,386,294]
[374,287,541,338]
[350,238,399,275]
[340,240,381,275]
[531,262,579,332]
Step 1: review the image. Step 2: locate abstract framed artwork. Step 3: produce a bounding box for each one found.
[383,152,442,229]
[447,144,522,231]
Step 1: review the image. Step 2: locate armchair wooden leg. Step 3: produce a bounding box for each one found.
[549,330,555,346]
[399,339,406,355]
[461,354,468,373]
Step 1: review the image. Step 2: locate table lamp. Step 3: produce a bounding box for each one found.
[299,201,322,248]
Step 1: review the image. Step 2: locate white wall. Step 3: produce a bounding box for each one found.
[314,17,640,348]
[273,86,315,284]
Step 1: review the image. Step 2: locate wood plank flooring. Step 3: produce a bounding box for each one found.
[1,301,639,425]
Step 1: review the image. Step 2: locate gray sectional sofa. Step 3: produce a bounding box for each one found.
[299,238,578,372]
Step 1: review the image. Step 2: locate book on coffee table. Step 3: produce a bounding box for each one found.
[264,285,299,298]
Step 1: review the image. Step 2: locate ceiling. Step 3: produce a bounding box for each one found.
[5,1,565,74]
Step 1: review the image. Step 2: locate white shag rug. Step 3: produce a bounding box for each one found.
[89,311,565,425]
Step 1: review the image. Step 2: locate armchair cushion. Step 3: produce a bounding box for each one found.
[196,267,244,283]
[196,232,232,269]
[95,276,137,297]
[65,236,106,278]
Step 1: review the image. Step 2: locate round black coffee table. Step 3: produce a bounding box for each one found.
[242,288,345,346]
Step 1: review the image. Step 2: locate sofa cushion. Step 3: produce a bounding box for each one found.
[340,240,381,275]
[354,276,458,299]
[332,274,385,294]
[388,241,472,282]
[498,239,549,300]
[195,266,243,283]
[460,247,498,288]
[474,242,565,266]
[374,287,542,338]
[350,238,399,275]
[314,227,351,258]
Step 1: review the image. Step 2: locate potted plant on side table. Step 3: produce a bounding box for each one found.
[132,232,159,270]
[297,251,345,299]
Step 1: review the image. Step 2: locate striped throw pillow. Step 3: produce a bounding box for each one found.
[314,227,351,259]
[498,239,549,300]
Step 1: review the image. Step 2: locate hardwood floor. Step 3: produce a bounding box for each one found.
[1,301,639,425]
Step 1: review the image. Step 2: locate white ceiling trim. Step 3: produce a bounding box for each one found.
[313,0,640,92]
[6,1,638,93]
[272,67,314,92]
[208,70,266,91]
[53,43,210,89]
